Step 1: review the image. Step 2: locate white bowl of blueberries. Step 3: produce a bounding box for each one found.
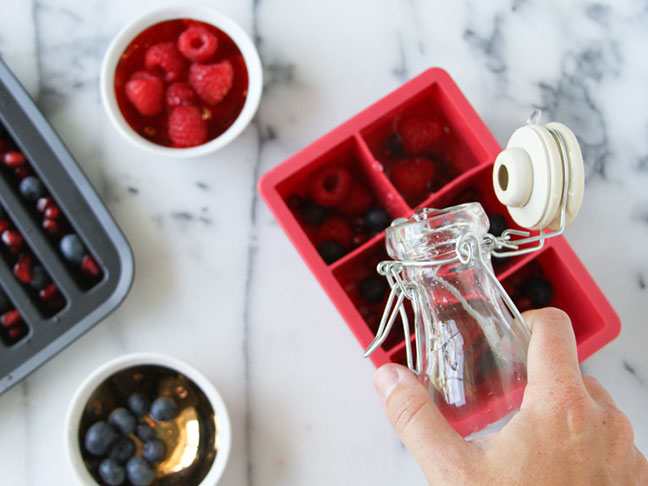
[66,353,231,486]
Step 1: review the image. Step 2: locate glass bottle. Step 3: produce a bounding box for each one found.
[381,203,530,438]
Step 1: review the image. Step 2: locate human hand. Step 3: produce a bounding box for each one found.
[373,308,648,485]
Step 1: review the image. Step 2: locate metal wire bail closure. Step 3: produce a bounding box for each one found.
[364,110,584,375]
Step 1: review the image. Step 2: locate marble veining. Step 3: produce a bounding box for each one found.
[0,1,648,485]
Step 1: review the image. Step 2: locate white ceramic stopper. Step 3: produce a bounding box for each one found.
[493,147,533,207]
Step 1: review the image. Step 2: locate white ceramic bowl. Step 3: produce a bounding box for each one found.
[65,353,232,486]
[100,5,263,157]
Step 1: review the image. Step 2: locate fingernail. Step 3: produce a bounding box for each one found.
[373,364,401,401]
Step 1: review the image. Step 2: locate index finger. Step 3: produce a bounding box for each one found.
[523,308,582,391]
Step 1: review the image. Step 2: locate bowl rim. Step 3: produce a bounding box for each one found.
[65,352,232,486]
[100,4,263,158]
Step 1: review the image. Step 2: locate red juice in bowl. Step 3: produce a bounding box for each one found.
[114,19,249,148]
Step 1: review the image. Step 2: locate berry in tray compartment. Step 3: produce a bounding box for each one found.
[0,289,28,345]
[114,19,248,148]
[0,210,66,316]
[287,165,391,264]
[334,246,412,350]
[502,261,554,312]
[0,133,103,288]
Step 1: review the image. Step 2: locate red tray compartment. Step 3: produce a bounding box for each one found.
[258,68,621,432]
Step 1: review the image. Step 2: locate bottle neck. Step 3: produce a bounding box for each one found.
[385,203,490,263]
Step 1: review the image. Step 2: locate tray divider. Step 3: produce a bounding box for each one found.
[353,133,412,217]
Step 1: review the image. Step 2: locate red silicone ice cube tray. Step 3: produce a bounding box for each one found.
[258,68,620,372]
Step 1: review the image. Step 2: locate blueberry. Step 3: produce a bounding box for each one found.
[136,424,156,442]
[364,207,391,233]
[18,176,45,202]
[108,436,135,464]
[521,277,554,308]
[301,200,329,226]
[151,396,178,422]
[29,265,50,291]
[59,234,86,265]
[84,421,116,456]
[128,392,150,418]
[0,290,10,313]
[386,133,404,156]
[143,438,166,463]
[488,214,508,237]
[359,275,389,303]
[108,407,136,436]
[98,458,126,486]
[317,240,345,264]
[126,456,155,486]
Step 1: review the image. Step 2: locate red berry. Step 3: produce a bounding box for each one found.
[189,60,234,105]
[0,310,21,329]
[335,181,374,216]
[144,42,186,82]
[81,254,102,277]
[168,105,207,148]
[0,221,9,233]
[178,26,219,62]
[8,324,27,340]
[397,116,445,155]
[42,219,60,236]
[39,283,60,301]
[2,230,24,253]
[390,157,436,198]
[44,205,61,220]
[317,217,353,248]
[309,166,352,207]
[37,197,55,212]
[3,151,26,168]
[125,71,164,116]
[13,254,33,283]
[165,82,196,108]
[14,166,30,180]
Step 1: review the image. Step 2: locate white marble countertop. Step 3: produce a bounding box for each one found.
[1,1,647,484]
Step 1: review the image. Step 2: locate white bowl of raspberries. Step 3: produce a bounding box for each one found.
[100,5,262,157]
[65,353,232,486]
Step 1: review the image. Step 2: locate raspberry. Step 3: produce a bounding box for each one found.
[125,71,164,116]
[335,181,374,216]
[0,310,22,329]
[37,196,55,213]
[3,151,26,168]
[165,82,196,108]
[2,230,24,253]
[44,205,61,220]
[42,219,60,236]
[178,26,219,62]
[390,157,436,198]
[81,254,102,277]
[189,60,234,105]
[168,105,207,148]
[397,116,445,155]
[309,166,352,207]
[317,217,353,248]
[39,283,60,301]
[144,42,185,82]
[13,254,32,283]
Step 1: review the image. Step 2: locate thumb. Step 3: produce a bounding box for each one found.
[374,364,474,481]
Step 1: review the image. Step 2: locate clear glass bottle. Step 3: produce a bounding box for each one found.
[384,203,530,438]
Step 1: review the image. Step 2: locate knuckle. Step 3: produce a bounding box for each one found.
[604,407,634,442]
[387,388,429,435]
